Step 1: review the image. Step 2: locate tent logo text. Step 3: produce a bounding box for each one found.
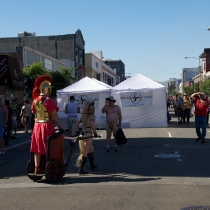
[77,95,88,105]
[130,92,142,104]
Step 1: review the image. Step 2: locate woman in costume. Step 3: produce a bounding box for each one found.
[30,75,64,174]
[76,99,98,175]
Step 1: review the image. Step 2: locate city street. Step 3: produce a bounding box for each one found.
[1,109,210,210]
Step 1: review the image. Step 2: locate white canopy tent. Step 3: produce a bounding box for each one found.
[56,76,111,128]
[111,73,167,128]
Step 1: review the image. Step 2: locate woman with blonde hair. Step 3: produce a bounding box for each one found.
[76,98,98,175]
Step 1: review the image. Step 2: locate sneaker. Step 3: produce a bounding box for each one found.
[1,150,5,155]
[106,147,110,153]
[202,139,205,143]
[196,138,201,142]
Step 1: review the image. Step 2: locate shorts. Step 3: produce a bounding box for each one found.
[176,108,183,117]
[0,125,4,138]
[67,116,78,132]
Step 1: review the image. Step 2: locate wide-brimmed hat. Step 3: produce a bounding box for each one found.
[106,96,116,103]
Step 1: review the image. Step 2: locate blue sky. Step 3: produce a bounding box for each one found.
[1,0,210,81]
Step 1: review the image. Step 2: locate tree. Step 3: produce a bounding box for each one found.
[50,66,75,98]
[22,62,49,98]
[201,79,210,95]
[183,86,194,96]
[21,62,75,99]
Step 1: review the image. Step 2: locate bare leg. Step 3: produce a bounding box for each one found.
[106,123,112,146]
[34,153,41,167]
[113,123,119,145]
[83,138,93,157]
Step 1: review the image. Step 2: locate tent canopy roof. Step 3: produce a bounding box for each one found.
[112,73,165,93]
[57,76,111,94]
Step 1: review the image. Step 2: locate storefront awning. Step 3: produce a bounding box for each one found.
[0,55,24,90]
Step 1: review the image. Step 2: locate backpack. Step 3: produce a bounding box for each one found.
[116,128,127,146]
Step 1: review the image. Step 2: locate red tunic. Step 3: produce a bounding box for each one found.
[30,96,58,155]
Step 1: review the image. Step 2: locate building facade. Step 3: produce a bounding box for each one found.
[85,51,116,86]
[103,59,125,84]
[0,29,85,80]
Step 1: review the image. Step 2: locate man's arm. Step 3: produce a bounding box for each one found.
[191,92,200,98]
[76,102,81,113]
[117,106,122,126]
[64,104,68,114]
[101,105,107,113]
[51,110,64,130]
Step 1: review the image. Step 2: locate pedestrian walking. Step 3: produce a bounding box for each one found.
[76,99,98,174]
[191,92,209,143]
[183,94,191,124]
[175,93,184,125]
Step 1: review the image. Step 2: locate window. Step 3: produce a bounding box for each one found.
[103,72,105,80]
[96,62,98,68]
[111,77,113,84]
[96,74,100,80]
[79,50,83,64]
[75,48,78,62]
[105,73,107,81]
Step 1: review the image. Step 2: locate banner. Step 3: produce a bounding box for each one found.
[120,92,153,107]
[74,93,99,109]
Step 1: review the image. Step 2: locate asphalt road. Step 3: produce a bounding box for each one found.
[1,109,210,210]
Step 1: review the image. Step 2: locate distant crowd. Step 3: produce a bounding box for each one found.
[167,92,209,143]
[0,98,34,154]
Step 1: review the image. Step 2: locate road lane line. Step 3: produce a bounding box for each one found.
[4,140,31,151]
[175,151,182,161]
[168,132,172,137]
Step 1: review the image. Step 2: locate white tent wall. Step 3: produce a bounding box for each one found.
[57,92,110,129]
[112,90,167,128]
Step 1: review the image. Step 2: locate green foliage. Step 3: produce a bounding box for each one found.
[21,62,75,99]
[22,62,49,98]
[193,82,201,92]
[171,89,178,96]
[50,71,70,98]
[183,86,194,96]
[201,79,210,95]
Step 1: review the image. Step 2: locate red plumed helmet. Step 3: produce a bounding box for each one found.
[32,75,52,100]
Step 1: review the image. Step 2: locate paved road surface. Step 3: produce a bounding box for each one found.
[1,109,210,210]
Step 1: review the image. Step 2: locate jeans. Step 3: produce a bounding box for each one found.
[3,119,12,145]
[195,116,206,139]
[183,108,190,123]
[206,111,210,125]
